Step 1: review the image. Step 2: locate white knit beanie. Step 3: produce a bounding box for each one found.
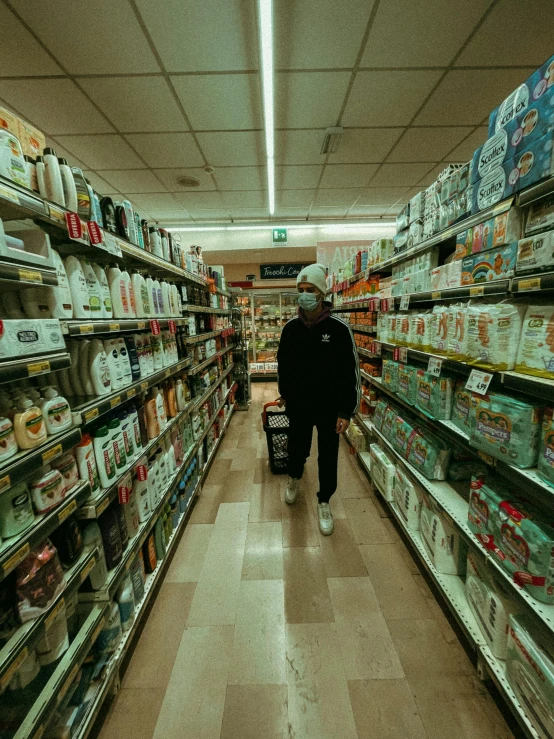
[297,263,327,295]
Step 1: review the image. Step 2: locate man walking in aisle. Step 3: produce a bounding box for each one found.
[277,263,360,536]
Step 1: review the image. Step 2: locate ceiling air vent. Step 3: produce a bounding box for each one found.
[176,175,201,188]
[320,126,344,155]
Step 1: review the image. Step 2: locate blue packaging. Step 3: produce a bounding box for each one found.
[471,132,554,214]
[488,55,554,134]
[461,242,517,284]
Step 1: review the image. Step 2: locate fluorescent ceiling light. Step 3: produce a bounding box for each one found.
[169,221,395,232]
[258,0,274,216]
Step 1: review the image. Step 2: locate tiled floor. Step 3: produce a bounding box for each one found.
[97,383,515,739]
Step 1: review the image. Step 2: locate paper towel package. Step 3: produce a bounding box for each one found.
[506,615,554,738]
[393,466,423,530]
[516,229,554,273]
[420,492,465,575]
[488,54,554,134]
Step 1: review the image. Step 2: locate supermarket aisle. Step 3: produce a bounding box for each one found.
[96,383,514,739]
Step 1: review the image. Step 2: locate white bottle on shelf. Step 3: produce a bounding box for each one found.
[43,147,65,207]
[48,250,73,319]
[89,339,112,396]
[121,268,136,318]
[108,264,130,319]
[161,280,170,317]
[65,256,91,319]
[131,271,148,318]
[79,340,95,396]
[80,259,103,318]
[41,387,72,434]
[115,337,132,387]
[68,341,85,396]
[145,275,157,317]
[153,278,163,316]
[93,425,116,489]
[35,155,47,199]
[103,338,123,391]
[58,158,78,212]
[92,263,113,319]
[153,386,167,430]
[151,332,163,371]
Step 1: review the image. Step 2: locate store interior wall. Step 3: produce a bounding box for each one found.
[203,244,317,288]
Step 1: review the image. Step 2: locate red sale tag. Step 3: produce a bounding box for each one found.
[168,320,176,334]
[87,221,103,245]
[393,347,399,361]
[150,319,160,335]
[136,464,148,481]
[65,212,83,240]
[118,472,132,504]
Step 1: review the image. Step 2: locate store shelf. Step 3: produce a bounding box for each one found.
[0,480,91,580]
[396,279,512,305]
[183,304,231,315]
[12,602,108,739]
[183,329,225,345]
[0,427,82,491]
[0,174,51,221]
[62,318,178,337]
[0,545,99,694]
[188,345,232,376]
[511,271,554,294]
[0,259,58,287]
[351,324,376,333]
[357,347,380,360]
[71,356,193,426]
[516,174,554,208]
[0,351,71,385]
[200,403,235,478]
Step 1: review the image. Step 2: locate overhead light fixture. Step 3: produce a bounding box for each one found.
[320,127,344,155]
[258,0,275,215]
[168,221,395,233]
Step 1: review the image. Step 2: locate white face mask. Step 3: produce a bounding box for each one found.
[298,292,320,311]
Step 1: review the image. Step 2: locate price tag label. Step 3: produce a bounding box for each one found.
[470,285,485,296]
[0,648,28,692]
[137,322,146,330]
[109,322,120,332]
[27,360,50,376]
[431,291,441,300]
[48,204,65,223]
[80,556,97,583]
[96,496,110,517]
[86,221,103,245]
[428,357,443,377]
[518,277,541,292]
[45,598,65,631]
[140,381,148,393]
[42,443,63,465]
[84,407,99,423]
[380,298,389,313]
[79,324,94,334]
[136,464,148,482]
[18,268,42,284]
[58,499,77,524]
[126,388,136,399]
[477,450,496,467]
[102,231,117,255]
[118,472,132,504]
[110,396,121,409]
[465,369,492,396]
[0,184,20,204]
[2,542,30,576]
[168,319,176,334]
[65,212,83,240]
[393,347,399,361]
[150,319,160,335]
[399,347,408,363]
[0,475,11,493]
[399,295,410,311]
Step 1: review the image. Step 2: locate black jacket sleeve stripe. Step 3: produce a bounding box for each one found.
[330,315,361,417]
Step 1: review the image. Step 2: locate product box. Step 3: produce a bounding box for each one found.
[0,104,20,136]
[471,208,523,254]
[461,242,517,284]
[408,219,423,249]
[1,224,54,269]
[396,204,409,233]
[526,191,554,235]
[409,191,423,223]
[447,260,462,288]
[369,443,395,501]
[393,230,408,255]
[488,54,554,134]
[17,120,45,160]
[454,228,473,259]
[0,319,65,360]
[420,492,466,575]
[516,229,554,273]
[392,467,423,531]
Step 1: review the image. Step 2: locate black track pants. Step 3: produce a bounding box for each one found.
[286,410,340,503]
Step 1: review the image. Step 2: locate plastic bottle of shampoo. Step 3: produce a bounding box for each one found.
[124,336,141,381]
[80,260,102,318]
[58,158,78,212]
[144,391,160,440]
[103,338,123,391]
[0,416,17,461]
[93,425,116,489]
[92,263,113,319]
[43,148,65,207]
[131,271,148,318]
[79,340,95,396]
[35,155,47,198]
[121,268,136,318]
[89,339,112,396]
[75,432,100,497]
[115,337,132,387]
[108,418,126,472]
[48,250,73,319]
[108,265,130,319]
[42,387,72,434]
[65,256,90,319]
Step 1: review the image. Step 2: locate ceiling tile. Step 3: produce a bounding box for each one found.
[328,128,403,164]
[173,191,226,209]
[53,135,145,169]
[383,204,406,215]
[314,189,362,207]
[101,170,168,194]
[275,0,375,69]
[319,164,378,188]
[414,68,536,126]
[125,133,204,168]
[387,127,475,163]
[189,210,232,221]
[46,138,88,170]
[129,193,182,210]
[348,205,392,216]
[357,187,410,205]
[277,190,316,207]
[273,207,310,218]
[196,131,265,166]
[222,191,267,208]
[152,168,216,192]
[416,164,446,186]
[79,77,187,133]
[309,206,348,217]
[446,127,488,162]
[342,71,443,127]
[171,74,262,130]
[456,0,554,67]
[148,208,190,222]
[275,130,327,165]
[229,208,271,219]
[214,167,266,191]
[0,4,62,75]
[0,79,114,135]
[276,72,351,128]
[369,163,436,187]
[10,0,159,74]
[275,166,322,189]
[362,0,490,67]
[134,0,258,72]
[82,171,117,195]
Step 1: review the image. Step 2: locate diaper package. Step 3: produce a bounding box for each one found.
[396,313,412,346]
[415,370,453,420]
[538,407,554,487]
[470,209,523,253]
[451,380,472,436]
[393,466,423,530]
[391,414,414,458]
[506,615,554,738]
[420,492,466,575]
[455,229,473,260]
[448,446,486,480]
[466,302,524,371]
[411,311,432,352]
[526,191,554,235]
[381,404,396,441]
[447,303,469,361]
[382,359,399,393]
[468,474,506,536]
[373,399,389,431]
[397,363,417,405]
[430,304,449,354]
[461,243,518,284]
[515,305,554,379]
[369,443,396,501]
[469,391,542,468]
[406,425,451,480]
[516,229,554,273]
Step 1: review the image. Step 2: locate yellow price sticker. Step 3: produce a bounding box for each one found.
[3,542,30,576]
[84,407,99,423]
[469,285,485,296]
[27,360,50,376]
[45,598,65,631]
[0,475,11,493]
[137,321,146,330]
[58,499,77,524]
[96,496,110,517]
[48,204,65,223]
[80,556,96,583]
[431,291,441,300]
[18,268,42,284]
[79,324,94,334]
[518,277,541,292]
[110,396,121,409]
[0,185,19,204]
[140,381,148,392]
[109,322,120,331]
[0,648,29,691]
[42,443,63,465]
[126,388,136,399]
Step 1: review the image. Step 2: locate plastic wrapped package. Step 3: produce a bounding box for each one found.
[468,391,542,468]
[369,443,396,501]
[373,399,389,431]
[95,601,122,655]
[397,363,417,405]
[381,404,396,441]
[406,425,451,480]
[468,474,506,536]
[381,359,399,393]
[386,312,398,345]
[15,540,66,623]
[420,492,466,574]
[414,370,453,420]
[446,302,469,361]
[396,312,412,347]
[36,600,69,665]
[451,380,472,436]
[515,304,554,379]
[538,407,554,487]
[411,311,433,352]
[377,311,388,342]
[393,466,423,530]
[430,305,449,354]
[466,302,524,371]
[391,414,414,458]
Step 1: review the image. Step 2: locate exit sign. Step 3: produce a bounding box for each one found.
[272,228,287,245]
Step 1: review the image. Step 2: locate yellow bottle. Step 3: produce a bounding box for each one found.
[14,399,47,449]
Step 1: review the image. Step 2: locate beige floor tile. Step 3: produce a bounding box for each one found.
[242,522,284,579]
[187,519,247,626]
[220,471,254,503]
[228,579,286,684]
[359,543,433,620]
[203,457,233,484]
[122,582,196,690]
[318,518,368,577]
[344,498,398,545]
[98,688,165,739]
[412,572,461,645]
[248,482,283,522]
[328,577,404,679]
[348,679,428,739]
[229,447,260,470]
[215,501,250,526]
[283,547,334,623]
[164,524,213,583]
[153,625,234,739]
[253,458,282,485]
[189,486,222,524]
[281,493,320,547]
[220,685,288,739]
[286,623,359,739]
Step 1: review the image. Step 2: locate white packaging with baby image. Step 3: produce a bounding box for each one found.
[420,493,465,575]
[393,467,423,530]
[369,443,396,501]
[430,304,449,354]
[447,303,469,361]
[516,304,554,379]
[466,301,524,371]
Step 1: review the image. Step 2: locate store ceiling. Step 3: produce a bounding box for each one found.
[0,0,552,226]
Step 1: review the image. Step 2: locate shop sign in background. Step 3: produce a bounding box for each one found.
[260,263,311,279]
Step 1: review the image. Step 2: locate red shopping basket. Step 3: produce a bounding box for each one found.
[262,402,289,474]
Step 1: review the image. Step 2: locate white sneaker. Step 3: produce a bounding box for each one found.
[286,477,300,505]
[317,502,334,536]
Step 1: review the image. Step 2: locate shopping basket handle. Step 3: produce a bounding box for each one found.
[262,400,282,426]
